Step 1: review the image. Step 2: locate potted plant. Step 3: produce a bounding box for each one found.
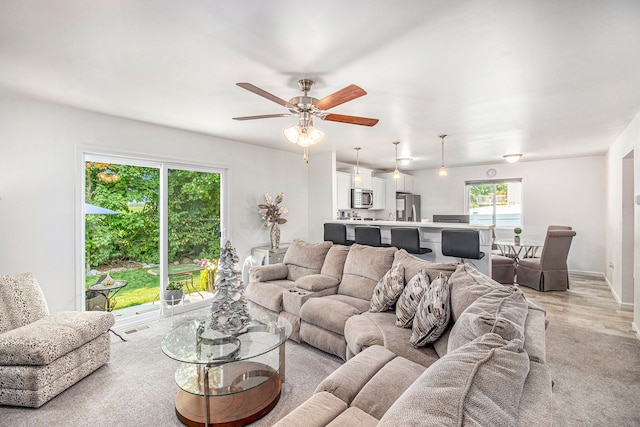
[513,227,522,245]
[164,281,184,305]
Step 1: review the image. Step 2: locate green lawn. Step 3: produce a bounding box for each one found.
[85,267,207,309]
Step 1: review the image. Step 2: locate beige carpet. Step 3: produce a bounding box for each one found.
[1,307,639,426]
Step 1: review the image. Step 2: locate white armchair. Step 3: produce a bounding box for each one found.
[0,272,114,407]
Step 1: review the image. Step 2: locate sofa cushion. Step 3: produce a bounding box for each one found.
[350,355,427,420]
[0,311,115,365]
[301,297,364,336]
[249,263,289,282]
[392,249,457,283]
[395,269,429,328]
[345,312,440,367]
[316,345,396,404]
[448,263,503,322]
[284,240,333,281]
[321,245,351,280]
[245,280,295,312]
[327,407,378,427]
[272,391,348,427]
[378,334,530,427]
[369,264,405,312]
[410,273,451,347]
[448,286,528,353]
[338,245,396,301]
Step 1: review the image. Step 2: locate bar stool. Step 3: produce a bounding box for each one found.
[390,228,432,255]
[323,223,354,246]
[355,226,384,247]
[441,229,485,261]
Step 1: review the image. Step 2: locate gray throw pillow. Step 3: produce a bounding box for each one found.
[448,263,502,322]
[410,273,450,347]
[395,269,430,328]
[370,264,405,312]
[448,286,528,353]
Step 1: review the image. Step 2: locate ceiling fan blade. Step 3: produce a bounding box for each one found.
[323,114,379,127]
[236,83,296,109]
[314,84,367,110]
[232,113,294,121]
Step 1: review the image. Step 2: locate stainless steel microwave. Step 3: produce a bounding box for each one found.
[351,188,373,208]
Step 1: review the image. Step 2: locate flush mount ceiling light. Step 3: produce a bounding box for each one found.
[354,147,362,183]
[503,153,523,163]
[438,134,448,177]
[392,141,401,180]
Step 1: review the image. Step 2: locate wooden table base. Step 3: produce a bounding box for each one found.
[174,366,281,427]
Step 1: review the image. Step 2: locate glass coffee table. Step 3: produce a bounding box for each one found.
[161,311,292,427]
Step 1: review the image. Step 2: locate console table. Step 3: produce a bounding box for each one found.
[251,245,289,265]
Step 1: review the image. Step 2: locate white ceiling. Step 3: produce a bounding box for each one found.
[1,0,640,171]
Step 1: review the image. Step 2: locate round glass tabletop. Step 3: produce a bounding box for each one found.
[161,311,292,366]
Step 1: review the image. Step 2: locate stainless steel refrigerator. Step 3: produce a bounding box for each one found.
[396,194,421,222]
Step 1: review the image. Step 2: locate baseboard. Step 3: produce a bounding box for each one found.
[632,322,640,341]
[604,276,635,312]
[568,269,605,278]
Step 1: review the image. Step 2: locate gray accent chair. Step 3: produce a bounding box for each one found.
[0,272,115,407]
[517,229,576,291]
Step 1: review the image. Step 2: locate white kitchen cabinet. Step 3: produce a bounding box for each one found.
[376,172,414,193]
[370,177,386,210]
[336,171,351,210]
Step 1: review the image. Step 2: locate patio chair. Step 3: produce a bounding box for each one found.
[0,272,114,407]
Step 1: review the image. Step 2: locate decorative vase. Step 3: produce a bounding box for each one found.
[514,235,521,245]
[270,223,280,249]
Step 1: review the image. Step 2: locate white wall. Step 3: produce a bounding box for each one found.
[308,151,336,243]
[412,156,606,274]
[0,90,309,312]
[606,109,640,333]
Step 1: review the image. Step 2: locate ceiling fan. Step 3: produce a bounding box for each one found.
[232,79,379,128]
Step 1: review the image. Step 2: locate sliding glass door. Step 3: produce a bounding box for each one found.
[83,155,224,320]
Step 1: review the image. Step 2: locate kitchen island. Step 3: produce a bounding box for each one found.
[326,220,493,276]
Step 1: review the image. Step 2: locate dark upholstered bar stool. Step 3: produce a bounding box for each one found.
[323,223,355,246]
[441,229,485,261]
[390,228,432,255]
[355,226,384,247]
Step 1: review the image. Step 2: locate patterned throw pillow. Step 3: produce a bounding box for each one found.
[410,273,451,347]
[370,264,405,312]
[395,269,430,328]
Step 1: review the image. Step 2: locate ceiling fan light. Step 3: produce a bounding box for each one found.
[284,125,301,144]
[438,166,448,177]
[307,126,324,145]
[503,153,523,163]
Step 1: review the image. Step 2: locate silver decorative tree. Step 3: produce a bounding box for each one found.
[209,240,251,334]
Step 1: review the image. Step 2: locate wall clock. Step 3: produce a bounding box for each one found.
[486,168,497,177]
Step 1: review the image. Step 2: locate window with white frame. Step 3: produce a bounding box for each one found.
[465,179,522,227]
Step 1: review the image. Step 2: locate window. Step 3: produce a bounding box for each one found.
[465,179,522,227]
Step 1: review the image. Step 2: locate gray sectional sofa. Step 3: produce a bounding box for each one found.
[246,240,552,426]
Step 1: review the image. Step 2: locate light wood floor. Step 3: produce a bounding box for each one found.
[518,273,637,339]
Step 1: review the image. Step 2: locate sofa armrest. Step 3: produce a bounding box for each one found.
[250,264,289,282]
[295,274,340,292]
[344,314,385,359]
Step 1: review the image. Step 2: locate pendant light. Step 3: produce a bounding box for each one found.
[392,141,401,180]
[354,147,362,183]
[438,134,448,177]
